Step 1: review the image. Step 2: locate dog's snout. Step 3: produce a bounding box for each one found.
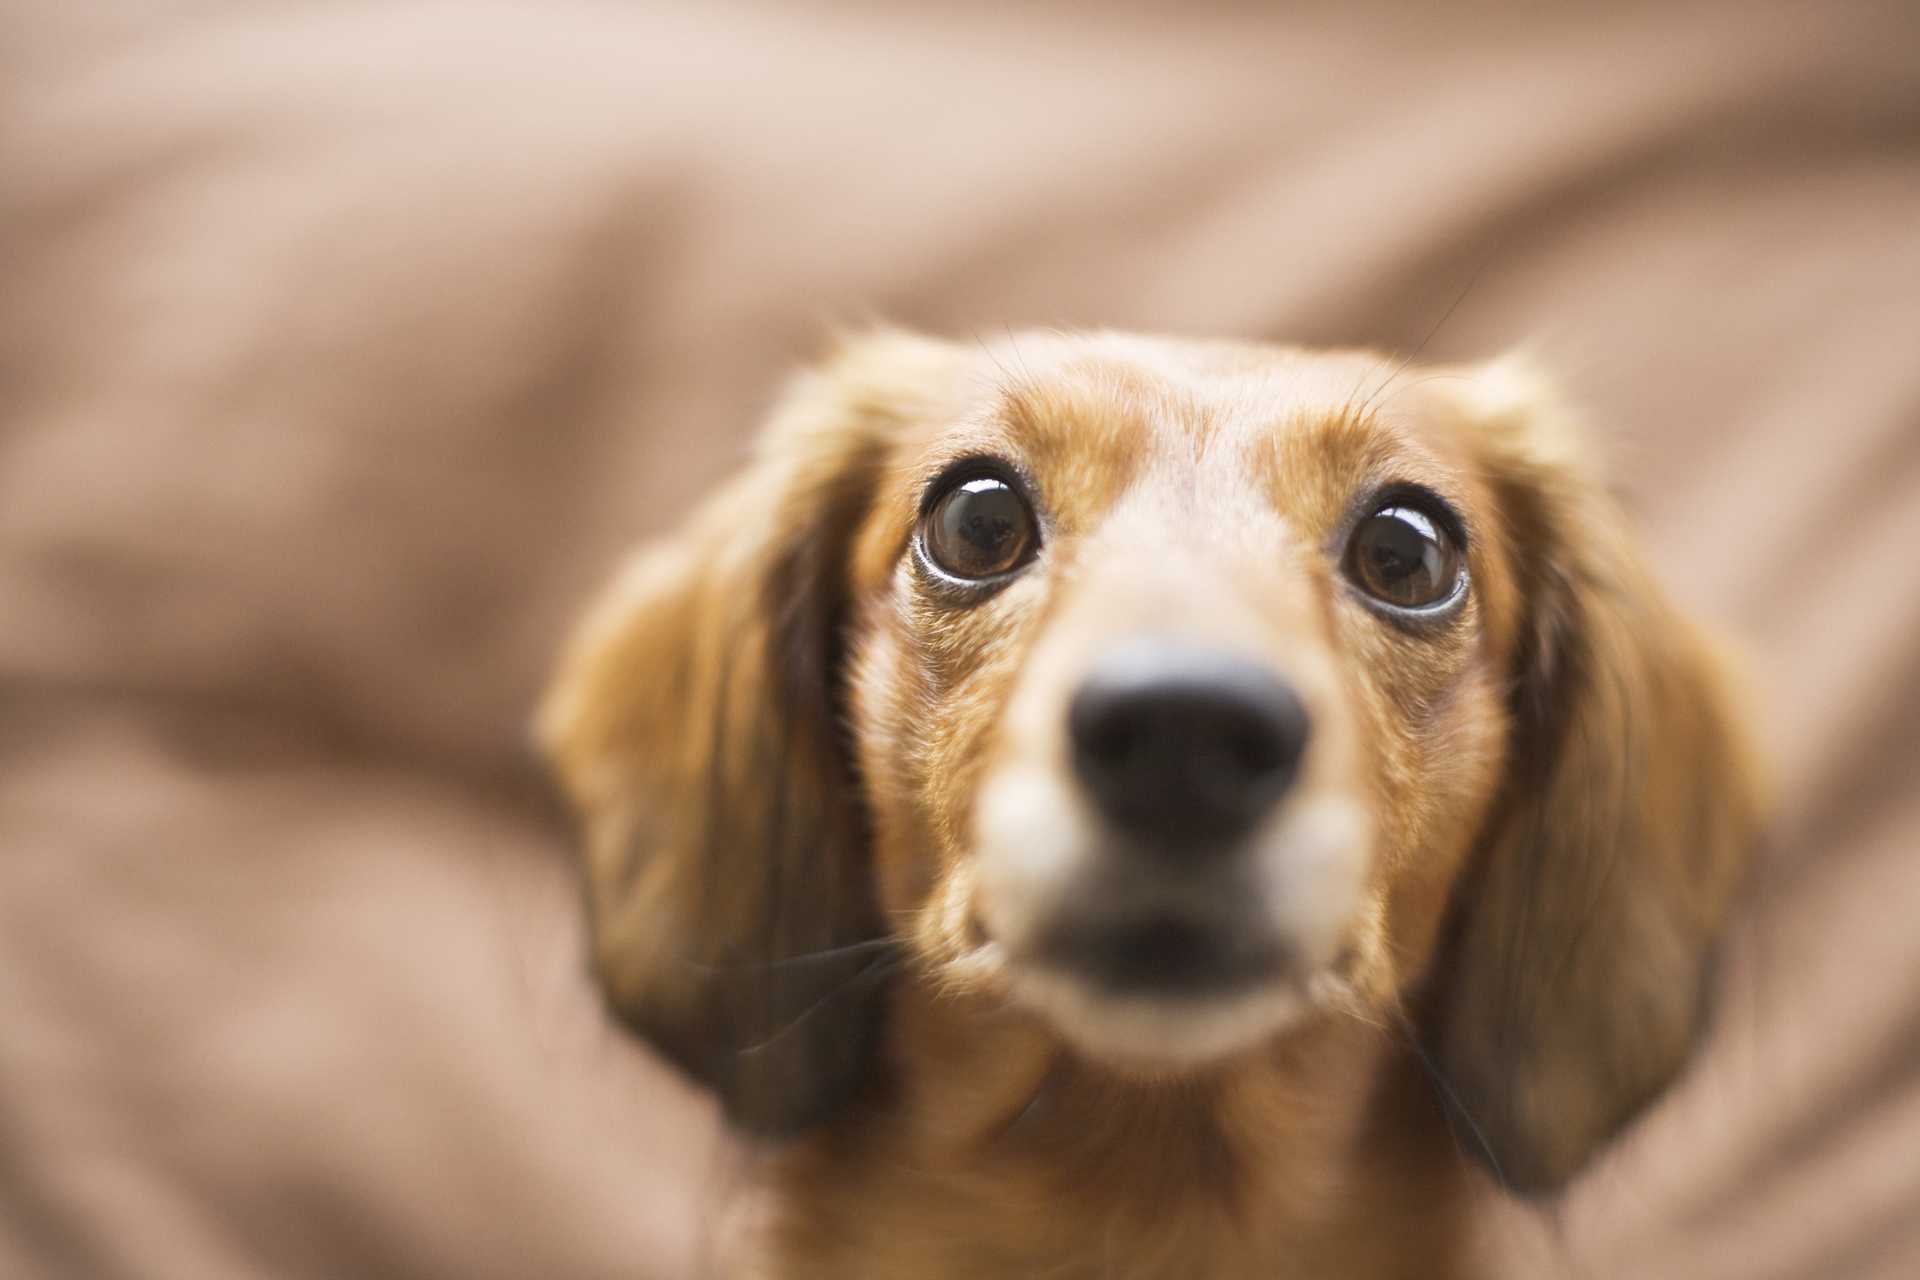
[1069,643,1309,853]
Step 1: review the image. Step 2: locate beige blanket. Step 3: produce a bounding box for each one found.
[3,2,1917,1275]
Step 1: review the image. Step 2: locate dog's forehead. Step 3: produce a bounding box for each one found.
[929,335,1468,525]
[962,336,1452,446]
[973,333,1391,420]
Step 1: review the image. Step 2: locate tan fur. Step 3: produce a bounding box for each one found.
[540,330,1762,1277]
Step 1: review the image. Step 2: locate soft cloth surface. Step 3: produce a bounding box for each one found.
[2,2,1917,1276]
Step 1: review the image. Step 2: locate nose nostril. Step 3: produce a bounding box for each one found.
[1081,720,1137,769]
[1228,724,1286,778]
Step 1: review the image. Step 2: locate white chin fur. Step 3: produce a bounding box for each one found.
[1009,968,1316,1071]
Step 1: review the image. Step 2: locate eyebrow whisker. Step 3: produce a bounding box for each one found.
[1356,246,1499,420]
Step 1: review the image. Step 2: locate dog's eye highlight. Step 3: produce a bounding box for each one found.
[1346,501,1462,610]
[922,474,1037,581]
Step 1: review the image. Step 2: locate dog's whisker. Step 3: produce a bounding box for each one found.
[678,936,898,976]
[733,952,904,1060]
[1370,370,1479,415]
[970,326,1022,391]
[1357,247,1497,419]
[1390,1006,1509,1193]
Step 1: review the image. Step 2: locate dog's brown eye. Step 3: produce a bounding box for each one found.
[923,475,1037,580]
[1346,503,1462,609]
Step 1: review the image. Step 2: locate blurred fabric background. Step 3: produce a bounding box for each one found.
[3,1,1917,1276]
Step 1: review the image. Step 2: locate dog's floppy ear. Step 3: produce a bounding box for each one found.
[538,331,959,1135]
[1428,362,1764,1192]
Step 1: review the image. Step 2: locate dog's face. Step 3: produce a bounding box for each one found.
[542,330,1758,1192]
[845,337,1511,1069]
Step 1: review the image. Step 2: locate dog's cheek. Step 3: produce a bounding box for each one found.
[849,613,935,919]
[849,578,1038,921]
[919,628,1031,867]
[1380,666,1509,980]
[1333,606,1509,988]
[906,596,1052,940]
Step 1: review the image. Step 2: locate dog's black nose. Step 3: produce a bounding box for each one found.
[1069,643,1309,854]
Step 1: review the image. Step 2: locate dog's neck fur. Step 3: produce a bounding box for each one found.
[758,983,1480,1279]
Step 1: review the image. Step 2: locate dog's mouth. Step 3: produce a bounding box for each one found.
[1031,910,1288,999]
[979,898,1339,1071]
[998,949,1324,1073]
[966,760,1374,1070]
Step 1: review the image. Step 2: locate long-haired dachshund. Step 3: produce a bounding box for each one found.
[540,330,1760,1278]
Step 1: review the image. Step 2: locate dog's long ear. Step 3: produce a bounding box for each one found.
[538,331,959,1136]
[1428,362,1764,1192]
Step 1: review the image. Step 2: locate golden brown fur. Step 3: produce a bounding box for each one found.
[539,330,1762,1278]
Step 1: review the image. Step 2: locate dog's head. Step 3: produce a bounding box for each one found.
[540,330,1759,1192]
